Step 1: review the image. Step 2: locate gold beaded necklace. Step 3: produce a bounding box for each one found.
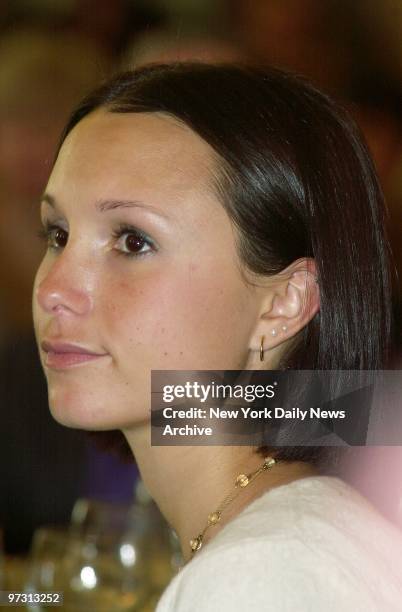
[189,456,278,557]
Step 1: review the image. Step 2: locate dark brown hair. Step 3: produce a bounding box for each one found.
[56,63,393,468]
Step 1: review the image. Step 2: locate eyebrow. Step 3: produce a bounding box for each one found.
[40,193,172,220]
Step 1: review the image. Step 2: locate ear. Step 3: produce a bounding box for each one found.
[249,258,320,358]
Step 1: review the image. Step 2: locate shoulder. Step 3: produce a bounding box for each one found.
[158,539,374,612]
[156,476,402,611]
[157,534,401,612]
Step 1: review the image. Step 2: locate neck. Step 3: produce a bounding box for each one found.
[124,424,317,562]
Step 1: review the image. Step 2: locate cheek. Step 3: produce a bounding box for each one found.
[103,266,252,370]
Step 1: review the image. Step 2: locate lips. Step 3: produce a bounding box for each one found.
[41,340,108,369]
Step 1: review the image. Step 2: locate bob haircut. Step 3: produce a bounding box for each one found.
[55,63,393,467]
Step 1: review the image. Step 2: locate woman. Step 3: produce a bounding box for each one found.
[32,63,402,610]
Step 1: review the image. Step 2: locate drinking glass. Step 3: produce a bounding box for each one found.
[25,522,148,611]
[25,526,71,611]
[70,492,182,609]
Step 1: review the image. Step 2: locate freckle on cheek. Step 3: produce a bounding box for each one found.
[164,351,168,356]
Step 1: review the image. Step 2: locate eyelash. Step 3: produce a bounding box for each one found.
[111,223,156,258]
[37,223,61,250]
[37,221,156,259]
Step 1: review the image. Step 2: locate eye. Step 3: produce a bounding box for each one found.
[37,223,68,250]
[112,224,155,258]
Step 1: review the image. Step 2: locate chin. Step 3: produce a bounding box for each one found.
[47,384,147,431]
[48,398,108,430]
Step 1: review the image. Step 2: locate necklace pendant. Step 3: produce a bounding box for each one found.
[264,456,276,469]
[190,535,203,552]
[208,511,221,525]
[236,473,249,487]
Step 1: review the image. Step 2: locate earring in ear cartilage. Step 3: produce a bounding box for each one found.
[260,336,265,361]
[271,329,277,337]
[282,325,288,332]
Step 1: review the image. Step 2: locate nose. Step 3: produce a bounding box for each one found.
[35,255,93,317]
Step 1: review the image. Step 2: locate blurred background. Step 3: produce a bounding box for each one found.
[0,0,401,608]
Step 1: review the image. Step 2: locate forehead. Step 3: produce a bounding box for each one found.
[49,109,219,207]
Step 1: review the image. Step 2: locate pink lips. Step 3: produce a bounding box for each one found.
[41,341,108,370]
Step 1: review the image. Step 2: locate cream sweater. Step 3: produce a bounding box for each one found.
[156,476,402,611]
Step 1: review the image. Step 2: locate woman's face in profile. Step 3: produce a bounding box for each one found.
[33,111,259,430]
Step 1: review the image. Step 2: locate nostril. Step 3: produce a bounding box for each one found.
[52,303,68,314]
[36,281,92,317]
[36,284,63,314]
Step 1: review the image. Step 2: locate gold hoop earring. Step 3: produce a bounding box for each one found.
[260,335,265,361]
